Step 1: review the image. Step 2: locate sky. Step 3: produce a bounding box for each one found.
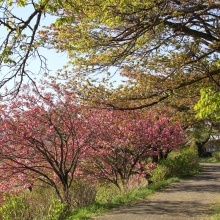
[0,3,70,93]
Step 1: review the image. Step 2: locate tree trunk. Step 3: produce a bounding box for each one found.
[152,149,167,162]
[163,149,171,159]
[195,137,210,157]
[63,185,71,207]
[196,142,205,157]
[152,155,158,163]
[158,150,164,162]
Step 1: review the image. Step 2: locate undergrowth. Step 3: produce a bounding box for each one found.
[67,177,180,220]
[0,148,202,220]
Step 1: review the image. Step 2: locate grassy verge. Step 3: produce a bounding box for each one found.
[0,148,201,220]
[66,177,180,220]
[208,201,220,220]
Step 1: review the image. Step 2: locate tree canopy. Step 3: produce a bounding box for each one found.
[41,0,220,109]
[0,0,219,105]
[195,86,220,119]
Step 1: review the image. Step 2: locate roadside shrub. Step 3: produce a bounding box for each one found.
[45,199,69,220]
[0,194,30,220]
[213,152,220,162]
[25,186,58,219]
[151,148,200,182]
[70,179,97,207]
[199,151,220,163]
[0,186,69,220]
[96,184,120,203]
[150,165,171,183]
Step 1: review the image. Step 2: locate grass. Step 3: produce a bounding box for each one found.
[208,201,220,220]
[66,177,181,220]
[0,148,202,220]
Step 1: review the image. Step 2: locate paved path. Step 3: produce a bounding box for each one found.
[95,163,220,220]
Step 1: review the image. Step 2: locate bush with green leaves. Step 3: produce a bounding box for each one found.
[69,179,97,208]
[151,148,200,183]
[213,152,220,162]
[45,199,69,220]
[0,187,70,220]
[0,194,30,220]
[96,184,120,204]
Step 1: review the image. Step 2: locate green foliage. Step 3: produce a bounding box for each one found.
[213,152,220,162]
[70,179,97,207]
[55,15,75,27]
[206,197,220,220]
[0,194,29,220]
[148,178,181,191]
[199,151,220,163]
[0,187,69,220]
[25,186,59,219]
[195,87,220,119]
[96,184,120,204]
[6,0,27,6]
[0,181,96,219]
[0,148,200,220]
[150,164,170,183]
[151,148,200,182]
[0,177,182,220]
[45,199,69,220]
[33,0,220,115]
[67,178,180,219]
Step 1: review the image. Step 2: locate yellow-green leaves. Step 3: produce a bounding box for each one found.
[17,0,28,6]
[55,15,75,27]
[1,46,16,64]
[194,87,220,119]
[7,0,28,6]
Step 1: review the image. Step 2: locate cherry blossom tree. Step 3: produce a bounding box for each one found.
[0,84,96,205]
[0,83,185,203]
[84,110,185,190]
